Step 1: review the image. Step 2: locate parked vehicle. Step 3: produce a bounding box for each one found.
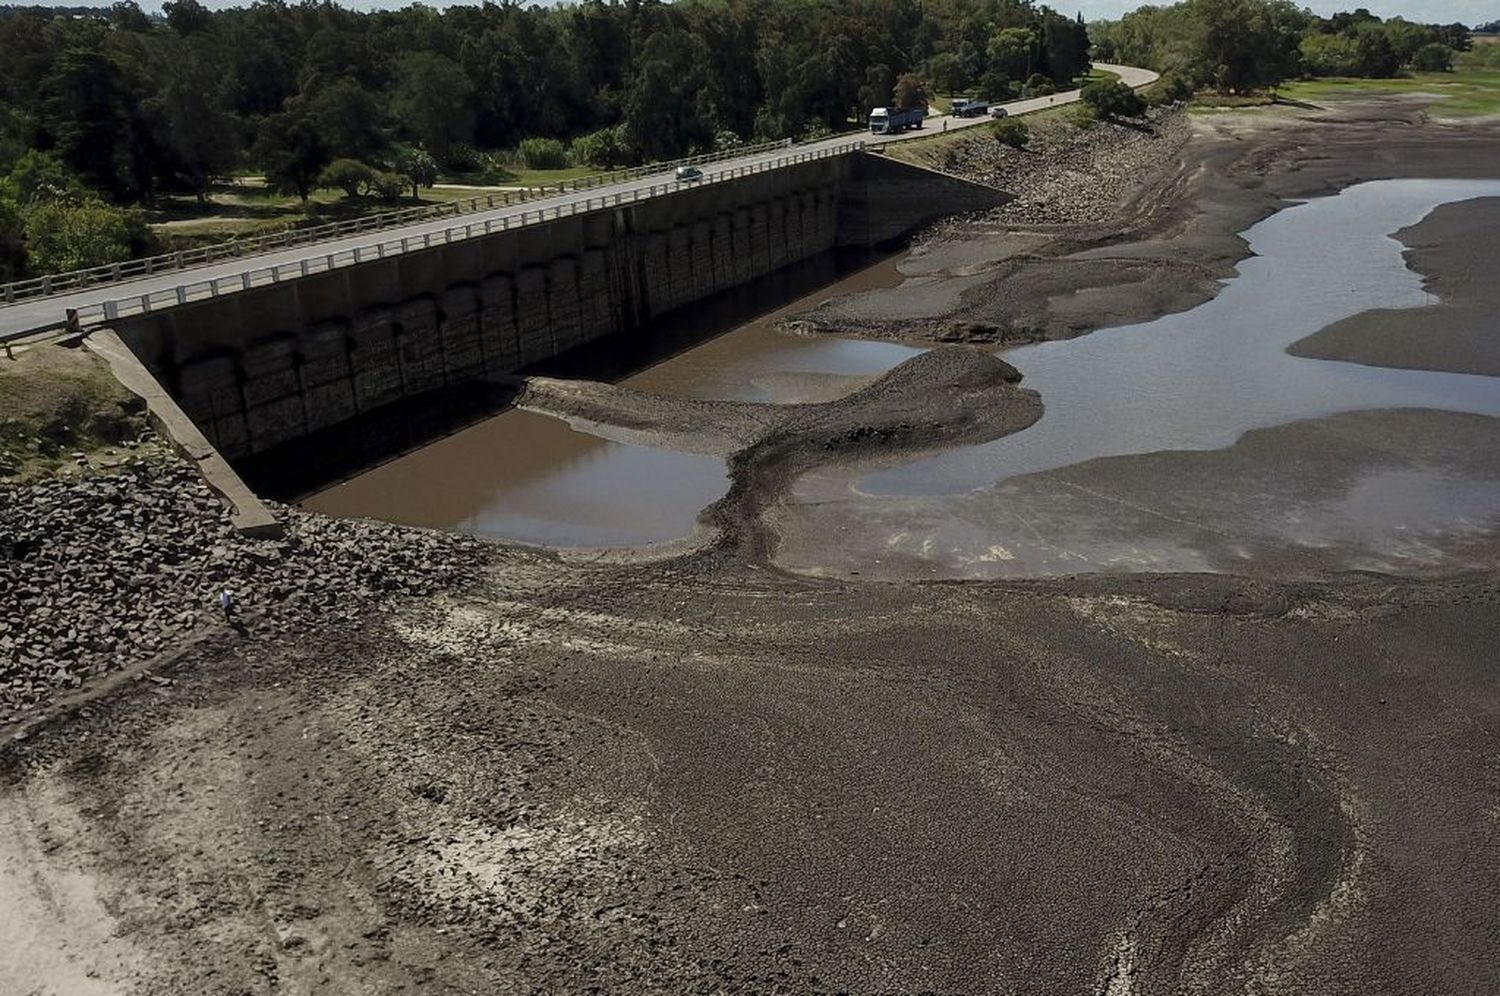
[952,97,991,118]
[675,165,704,181]
[868,106,925,135]
[989,105,1010,119]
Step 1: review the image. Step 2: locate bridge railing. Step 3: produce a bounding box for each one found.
[46,141,865,333]
[0,138,796,308]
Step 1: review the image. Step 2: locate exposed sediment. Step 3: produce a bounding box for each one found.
[522,347,1042,560]
[4,93,1500,996]
[1288,195,1500,376]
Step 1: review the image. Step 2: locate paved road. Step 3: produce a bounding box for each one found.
[0,64,1155,340]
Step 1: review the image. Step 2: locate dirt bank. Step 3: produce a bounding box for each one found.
[796,99,1500,348]
[4,94,1500,996]
[1289,196,1500,376]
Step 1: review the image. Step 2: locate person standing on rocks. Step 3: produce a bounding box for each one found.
[218,589,236,623]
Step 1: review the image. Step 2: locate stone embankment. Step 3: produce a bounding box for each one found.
[915,105,1191,232]
[1,453,487,727]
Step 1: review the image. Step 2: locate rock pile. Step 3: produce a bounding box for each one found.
[1,454,489,724]
[917,105,1191,234]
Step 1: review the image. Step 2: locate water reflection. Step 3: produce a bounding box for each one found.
[301,409,729,547]
[842,179,1500,499]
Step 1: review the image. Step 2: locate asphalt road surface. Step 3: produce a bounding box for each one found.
[0,64,1156,340]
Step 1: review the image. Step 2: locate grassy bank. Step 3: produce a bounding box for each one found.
[0,343,150,480]
[147,168,602,249]
[1275,67,1500,117]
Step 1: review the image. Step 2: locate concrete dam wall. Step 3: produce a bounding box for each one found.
[114,152,1009,464]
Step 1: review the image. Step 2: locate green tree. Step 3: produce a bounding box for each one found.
[925,52,966,95]
[393,146,438,200]
[369,171,406,202]
[309,77,387,162]
[0,186,23,281]
[988,27,1037,83]
[163,0,212,37]
[1186,0,1309,92]
[255,101,329,203]
[891,72,928,111]
[1300,33,1363,76]
[1082,79,1146,119]
[22,196,147,273]
[571,125,627,168]
[5,150,77,205]
[42,50,142,202]
[318,158,375,198]
[1351,21,1401,77]
[147,47,242,202]
[623,29,713,160]
[1412,42,1455,71]
[392,53,474,163]
[859,65,895,114]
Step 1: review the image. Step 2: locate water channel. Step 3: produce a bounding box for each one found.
[300,250,921,547]
[305,179,1500,557]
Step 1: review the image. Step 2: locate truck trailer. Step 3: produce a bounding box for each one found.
[868,106,924,135]
[952,97,991,117]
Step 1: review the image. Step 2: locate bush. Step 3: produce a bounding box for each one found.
[22,197,148,273]
[517,137,569,170]
[991,118,1030,149]
[1081,79,1146,119]
[369,172,406,202]
[1066,103,1099,129]
[1023,73,1056,97]
[317,158,376,198]
[799,120,833,142]
[445,142,484,172]
[472,156,517,185]
[1412,43,1455,72]
[570,126,627,169]
[393,147,439,199]
[1146,73,1195,107]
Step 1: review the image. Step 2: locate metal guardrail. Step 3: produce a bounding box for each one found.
[36,141,863,334]
[0,138,795,307]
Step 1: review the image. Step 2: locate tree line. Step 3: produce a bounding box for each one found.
[1091,1,1473,93]
[0,0,1091,280]
[2,0,1478,282]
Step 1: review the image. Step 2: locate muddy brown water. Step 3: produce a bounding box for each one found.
[301,250,923,547]
[308,180,1500,558]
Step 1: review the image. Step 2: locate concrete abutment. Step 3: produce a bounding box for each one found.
[115,153,1011,471]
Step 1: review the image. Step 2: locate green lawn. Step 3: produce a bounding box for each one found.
[1276,68,1500,117]
[495,165,606,187]
[147,175,533,249]
[1083,67,1121,84]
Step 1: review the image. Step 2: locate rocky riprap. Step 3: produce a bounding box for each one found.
[916,105,1191,235]
[1,454,488,725]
